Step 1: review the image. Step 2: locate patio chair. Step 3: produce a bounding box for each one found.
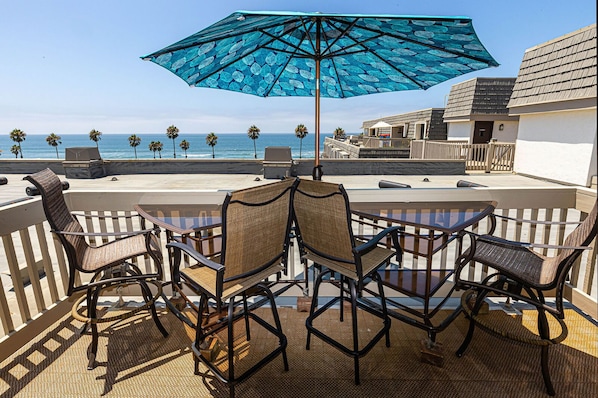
[166,178,297,398]
[454,200,598,396]
[24,168,168,370]
[292,179,401,385]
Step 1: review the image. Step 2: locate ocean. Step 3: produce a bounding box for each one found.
[0,133,330,160]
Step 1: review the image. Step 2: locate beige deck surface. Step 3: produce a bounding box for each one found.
[1,303,596,398]
[0,171,565,205]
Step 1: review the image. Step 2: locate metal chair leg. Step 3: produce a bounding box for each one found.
[227,299,236,398]
[538,307,556,396]
[243,292,251,341]
[87,287,101,370]
[262,283,289,371]
[306,270,327,350]
[456,289,488,357]
[349,279,360,385]
[374,272,391,347]
[138,279,168,338]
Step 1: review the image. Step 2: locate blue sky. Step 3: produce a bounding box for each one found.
[0,0,595,135]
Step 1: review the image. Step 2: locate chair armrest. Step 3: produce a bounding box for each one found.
[354,225,401,259]
[71,212,142,221]
[51,227,159,239]
[166,241,224,272]
[477,234,592,251]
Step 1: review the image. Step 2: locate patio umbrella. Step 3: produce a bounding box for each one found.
[142,10,498,179]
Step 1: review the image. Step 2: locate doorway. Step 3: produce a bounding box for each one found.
[415,123,426,140]
[473,121,494,144]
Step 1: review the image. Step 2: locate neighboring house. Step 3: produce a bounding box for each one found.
[361,108,447,140]
[443,77,518,143]
[508,24,597,187]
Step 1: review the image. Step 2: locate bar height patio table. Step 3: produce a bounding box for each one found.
[134,204,223,313]
[134,203,223,256]
[350,200,496,364]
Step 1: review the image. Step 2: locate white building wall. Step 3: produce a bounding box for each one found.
[492,121,518,142]
[514,108,597,186]
[446,121,471,140]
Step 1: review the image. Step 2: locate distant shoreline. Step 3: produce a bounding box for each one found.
[0,133,331,161]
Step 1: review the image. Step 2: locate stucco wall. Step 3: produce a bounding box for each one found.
[492,121,518,142]
[514,109,597,186]
[447,122,471,140]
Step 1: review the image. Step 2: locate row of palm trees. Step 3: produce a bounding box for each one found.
[2,125,346,159]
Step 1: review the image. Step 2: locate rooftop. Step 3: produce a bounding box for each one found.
[443,78,517,120]
[0,171,565,206]
[508,24,597,110]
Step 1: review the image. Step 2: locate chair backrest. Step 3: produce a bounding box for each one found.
[220,178,297,282]
[23,169,88,271]
[292,179,356,271]
[550,200,598,286]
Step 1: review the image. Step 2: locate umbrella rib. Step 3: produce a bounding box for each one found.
[327,58,347,98]
[317,23,428,89]
[325,16,497,65]
[148,15,307,58]
[297,17,318,56]
[317,18,359,98]
[260,30,312,57]
[318,17,359,58]
[186,31,290,87]
[263,46,304,97]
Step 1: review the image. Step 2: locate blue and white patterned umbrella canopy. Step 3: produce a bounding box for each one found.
[143,10,498,177]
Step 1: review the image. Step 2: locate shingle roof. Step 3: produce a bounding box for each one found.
[508,24,597,109]
[443,78,516,119]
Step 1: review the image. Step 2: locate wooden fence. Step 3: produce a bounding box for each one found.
[410,140,516,172]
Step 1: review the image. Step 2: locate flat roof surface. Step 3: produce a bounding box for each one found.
[0,172,567,206]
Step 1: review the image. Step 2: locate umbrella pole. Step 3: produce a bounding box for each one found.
[312,27,323,181]
[312,63,323,180]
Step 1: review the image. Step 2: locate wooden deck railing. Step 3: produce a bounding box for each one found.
[361,137,412,149]
[1,186,595,362]
[410,140,516,172]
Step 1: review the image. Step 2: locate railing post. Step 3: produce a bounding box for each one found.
[485,141,495,173]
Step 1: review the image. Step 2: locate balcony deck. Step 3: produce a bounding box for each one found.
[1,303,596,397]
[1,172,596,397]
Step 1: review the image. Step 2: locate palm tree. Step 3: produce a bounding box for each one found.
[247,125,260,159]
[179,139,190,158]
[89,129,102,149]
[294,124,309,159]
[333,127,346,140]
[205,133,218,159]
[128,134,142,159]
[46,133,62,159]
[10,145,20,158]
[9,128,26,158]
[156,141,164,158]
[149,141,160,159]
[166,125,179,158]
